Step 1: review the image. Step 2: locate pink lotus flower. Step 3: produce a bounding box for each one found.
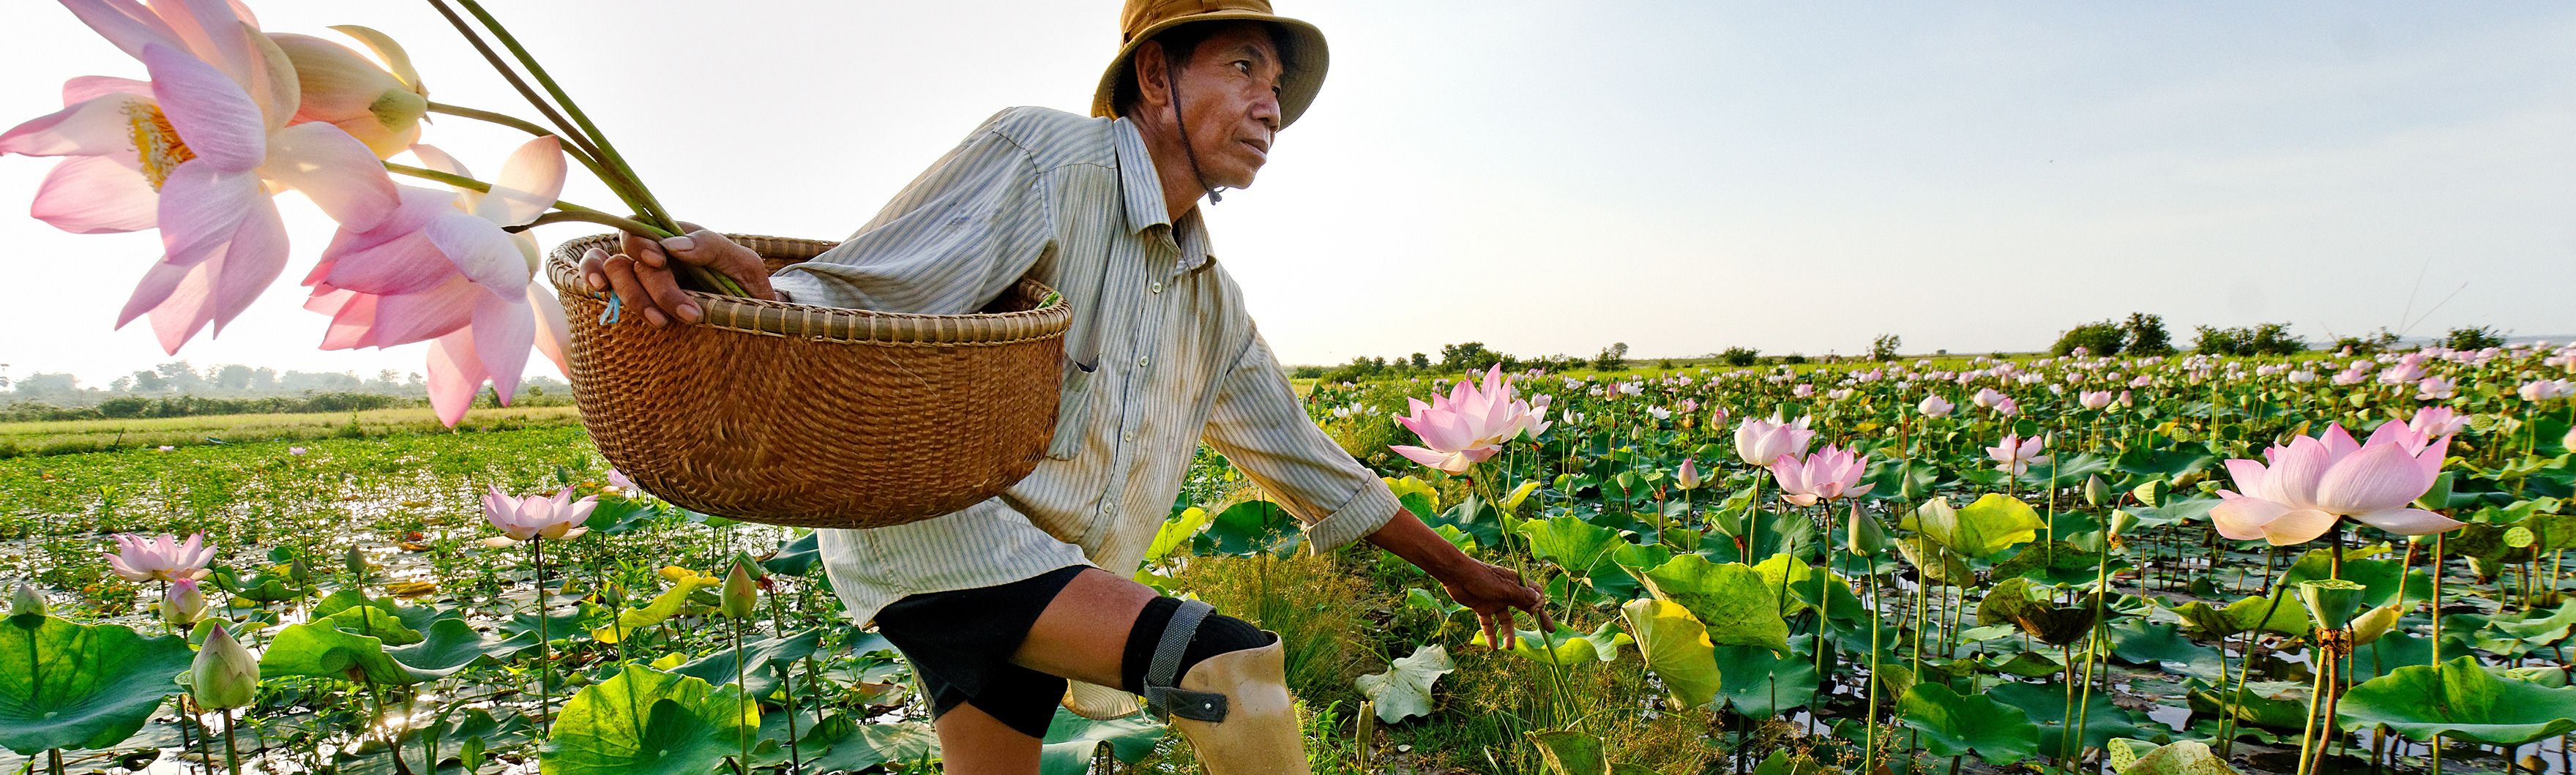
[2408,407,2470,438]
[605,468,637,493]
[2416,375,2457,400]
[2119,389,2134,408]
[1791,383,1815,398]
[1768,444,1873,506]
[1676,458,1702,490]
[1985,433,2049,476]
[2378,354,2427,386]
[1971,387,2007,409]
[302,137,570,425]
[105,531,213,582]
[2209,422,2461,546]
[2519,379,2573,402]
[1733,411,1816,467]
[1391,364,1538,473]
[287,446,306,455]
[2079,390,2114,410]
[0,1,397,353]
[1917,395,1955,417]
[480,485,595,546]
[1988,395,2020,417]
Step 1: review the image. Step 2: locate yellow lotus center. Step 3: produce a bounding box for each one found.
[124,102,196,191]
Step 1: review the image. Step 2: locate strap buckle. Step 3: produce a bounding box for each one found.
[1140,599,1228,722]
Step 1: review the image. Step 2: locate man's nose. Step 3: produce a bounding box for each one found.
[1250,87,1280,131]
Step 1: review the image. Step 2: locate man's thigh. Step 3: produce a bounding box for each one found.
[1011,567,1159,687]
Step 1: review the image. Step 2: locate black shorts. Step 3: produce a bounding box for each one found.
[871,564,1090,738]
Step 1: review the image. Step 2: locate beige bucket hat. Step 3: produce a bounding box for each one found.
[1089,0,1330,129]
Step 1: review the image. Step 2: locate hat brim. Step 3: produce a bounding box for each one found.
[1090,12,1328,130]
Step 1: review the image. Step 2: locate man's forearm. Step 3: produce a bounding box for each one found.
[1363,511,1477,577]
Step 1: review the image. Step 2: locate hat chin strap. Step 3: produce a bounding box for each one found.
[1164,61,1226,204]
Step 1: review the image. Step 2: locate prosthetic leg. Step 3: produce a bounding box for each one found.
[1140,600,1309,775]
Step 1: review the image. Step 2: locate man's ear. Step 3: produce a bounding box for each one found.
[1132,40,1173,111]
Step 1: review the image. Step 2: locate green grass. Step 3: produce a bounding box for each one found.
[0,405,585,458]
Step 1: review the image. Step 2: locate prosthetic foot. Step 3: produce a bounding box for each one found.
[1138,601,1308,774]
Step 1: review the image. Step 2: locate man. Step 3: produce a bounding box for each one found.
[576,1,1550,771]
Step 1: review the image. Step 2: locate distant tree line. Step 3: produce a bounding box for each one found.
[0,360,569,411]
[1291,342,1636,382]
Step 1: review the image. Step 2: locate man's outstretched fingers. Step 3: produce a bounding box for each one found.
[579,247,612,292]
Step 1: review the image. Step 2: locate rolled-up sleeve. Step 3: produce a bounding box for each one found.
[770,111,1053,314]
[1201,330,1400,553]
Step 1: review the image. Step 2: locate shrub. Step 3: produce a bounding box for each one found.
[2053,321,2126,357]
[2446,326,2507,351]
[2195,322,2304,356]
[1780,353,1809,365]
[1593,342,1630,371]
[2124,313,2175,356]
[1870,334,1902,362]
[2333,328,2403,355]
[1720,347,1760,367]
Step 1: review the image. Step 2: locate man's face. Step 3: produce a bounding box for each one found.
[1164,24,1285,190]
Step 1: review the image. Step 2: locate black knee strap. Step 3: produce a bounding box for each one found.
[1143,599,1230,723]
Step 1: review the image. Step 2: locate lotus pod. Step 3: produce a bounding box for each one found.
[7,584,41,618]
[191,624,259,711]
[2298,580,2368,632]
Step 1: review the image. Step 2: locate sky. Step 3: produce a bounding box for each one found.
[2,1,2572,388]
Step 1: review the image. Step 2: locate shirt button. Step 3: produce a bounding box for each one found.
[1121,429,1136,441]
[1149,281,1163,293]
[1138,356,1151,368]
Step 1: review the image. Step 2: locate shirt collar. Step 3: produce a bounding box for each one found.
[1110,118,1212,274]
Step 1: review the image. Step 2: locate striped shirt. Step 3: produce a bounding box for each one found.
[772,107,1400,635]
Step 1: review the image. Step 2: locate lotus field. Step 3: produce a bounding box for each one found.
[4,344,2576,774]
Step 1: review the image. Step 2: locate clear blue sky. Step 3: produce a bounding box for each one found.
[3,1,2571,386]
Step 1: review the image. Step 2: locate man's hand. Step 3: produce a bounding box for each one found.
[1362,512,1553,650]
[1435,558,1555,652]
[575,221,780,327]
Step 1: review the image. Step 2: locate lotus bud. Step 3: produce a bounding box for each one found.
[288,554,313,585]
[2082,474,2113,507]
[720,560,759,620]
[9,583,44,617]
[2296,580,2368,632]
[345,544,368,579]
[2349,602,2402,647]
[163,577,209,626]
[269,27,429,159]
[191,624,260,711]
[1675,459,1702,491]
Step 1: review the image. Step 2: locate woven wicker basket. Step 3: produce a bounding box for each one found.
[543,233,1070,528]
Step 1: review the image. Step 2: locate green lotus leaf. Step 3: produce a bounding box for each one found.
[1987,681,2156,759]
[1519,516,1629,580]
[1355,644,1455,722]
[672,628,825,700]
[1896,681,2042,765]
[1619,599,1721,711]
[2187,679,2310,730]
[759,531,823,577]
[1528,729,1610,775]
[1750,553,1866,621]
[593,574,717,644]
[2337,655,2576,746]
[1037,708,1163,774]
[1471,621,1631,664]
[0,614,195,755]
[2109,620,2222,674]
[1975,577,2099,646]
[2115,446,2219,482]
[1197,499,1302,558]
[1639,555,1789,654]
[540,662,755,775]
[2278,549,2407,608]
[1903,494,2044,559]
[2110,740,2241,775]
[802,719,938,774]
[1990,541,2119,586]
[1893,536,1974,588]
[1711,644,1818,717]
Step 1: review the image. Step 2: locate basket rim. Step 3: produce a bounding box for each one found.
[545,232,1072,345]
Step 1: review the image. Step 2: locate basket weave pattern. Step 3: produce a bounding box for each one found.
[545,233,1069,528]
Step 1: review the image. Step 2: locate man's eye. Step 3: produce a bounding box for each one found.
[1233,61,1252,75]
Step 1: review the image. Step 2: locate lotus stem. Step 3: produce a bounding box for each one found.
[222,708,240,775]
[453,0,679,234]
[422,101,608,174]
[419,0,637,215]
[532,535,550,735]
[381,164,751,297]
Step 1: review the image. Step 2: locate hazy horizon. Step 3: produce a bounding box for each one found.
[4,2,2572,388]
